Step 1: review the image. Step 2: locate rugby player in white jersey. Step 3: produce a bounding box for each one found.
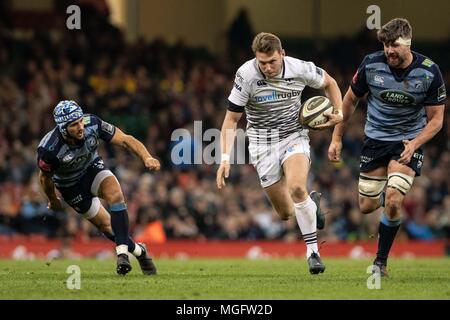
[216,33,343,274]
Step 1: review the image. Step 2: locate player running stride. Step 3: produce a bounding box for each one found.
[328,18,446,276]
[38,100,161,275]
[216,32,343,274]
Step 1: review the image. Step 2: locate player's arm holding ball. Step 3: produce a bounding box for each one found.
[314,71,343,130]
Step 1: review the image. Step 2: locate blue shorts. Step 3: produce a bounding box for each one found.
[360,137,424,176]
[57,159,114,216]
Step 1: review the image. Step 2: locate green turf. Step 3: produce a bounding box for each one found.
[0,258,449,299]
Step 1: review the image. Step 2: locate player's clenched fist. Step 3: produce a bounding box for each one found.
[144,157,161,171]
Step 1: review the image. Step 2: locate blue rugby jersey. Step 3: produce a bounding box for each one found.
[37,114,116,188]
[351,51,446,141]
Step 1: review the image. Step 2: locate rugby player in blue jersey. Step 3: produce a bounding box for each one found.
[38,100,161,275]
[328,18,446,276]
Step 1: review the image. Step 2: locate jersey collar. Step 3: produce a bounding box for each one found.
[387,51,418,82]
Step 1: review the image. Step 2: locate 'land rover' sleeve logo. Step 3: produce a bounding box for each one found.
[101,121,114,134]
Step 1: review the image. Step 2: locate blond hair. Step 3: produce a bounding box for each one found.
[251,32,282,54]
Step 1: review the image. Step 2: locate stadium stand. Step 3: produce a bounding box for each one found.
[0,3,448,253]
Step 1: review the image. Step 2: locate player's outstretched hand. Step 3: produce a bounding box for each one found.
[216,162,230,190]
[48,198,63,212]
[328,140,343,162]
[144,157,161,171]
[314,110,343,130]
[398,140,416,165]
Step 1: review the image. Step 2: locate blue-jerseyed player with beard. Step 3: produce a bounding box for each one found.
[38,100,161,275]
[328,18,446,276]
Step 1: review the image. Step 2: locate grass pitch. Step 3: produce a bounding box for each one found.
[0,258,449,300]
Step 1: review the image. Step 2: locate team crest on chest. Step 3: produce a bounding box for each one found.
[86,135,98,151]
[62,153,75,163]
[374,75,384,85]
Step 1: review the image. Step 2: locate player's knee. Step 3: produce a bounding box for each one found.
[385,188,403,216]
[359,197,378,214]
[103,189,124,204]
[360,203,375,215]
[288,184,307,202]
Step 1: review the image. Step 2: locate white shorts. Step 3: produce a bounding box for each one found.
[248,132,310,188]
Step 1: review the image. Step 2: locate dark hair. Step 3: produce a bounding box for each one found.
[377,18,412,44]
[251,32,282,54]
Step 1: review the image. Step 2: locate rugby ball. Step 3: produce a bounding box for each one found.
[299,96,333,129]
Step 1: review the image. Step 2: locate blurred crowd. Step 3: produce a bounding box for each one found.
[0,5,449,244]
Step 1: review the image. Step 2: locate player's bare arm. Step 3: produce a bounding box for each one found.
[328,87,364,161]
[110,127,161,171]
[399,104,445,164]
[216,110,243,189]
[38,170,63,211]
[314,71,343,129]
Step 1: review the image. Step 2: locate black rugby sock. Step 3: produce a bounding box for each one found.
[109,203,130,247]
[376,214,401,262]
[102,232,137,253]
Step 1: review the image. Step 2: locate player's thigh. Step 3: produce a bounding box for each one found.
[359,137,390,194]
[248,141,283,189]
[264,178,294,220]
[282,153,310,198]
[387,159,416,176]
[78,158,120,203]
[97,175,124,203]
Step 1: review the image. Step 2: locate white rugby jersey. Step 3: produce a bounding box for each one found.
[228,56,325,144]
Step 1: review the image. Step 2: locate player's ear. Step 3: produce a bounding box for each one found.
[281,49,286,57]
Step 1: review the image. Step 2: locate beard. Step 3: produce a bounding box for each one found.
[386,53,405,68]
[68,130,84,141]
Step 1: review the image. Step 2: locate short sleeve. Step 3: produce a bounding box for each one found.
[228,69,250,110]
[37,147,59,173]
[423,65,446,105]
[90,115,116,141]
[301,61,325,89]
[350,57,370,98]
